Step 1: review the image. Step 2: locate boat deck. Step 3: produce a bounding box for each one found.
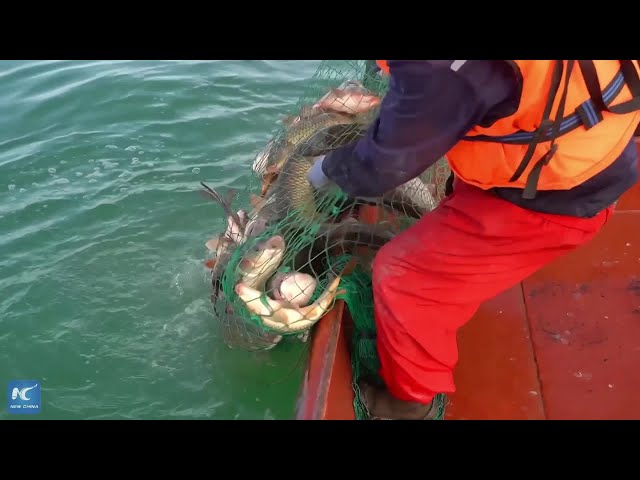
[447,171,640,420]
[295,140,640,420]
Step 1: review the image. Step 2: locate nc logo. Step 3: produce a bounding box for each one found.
[7,381,41,415]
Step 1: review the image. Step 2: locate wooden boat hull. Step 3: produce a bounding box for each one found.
[295,139,640,420]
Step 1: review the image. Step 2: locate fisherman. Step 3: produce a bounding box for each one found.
[307,60,640,420]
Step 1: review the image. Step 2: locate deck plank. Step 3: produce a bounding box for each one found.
[448,167,640,420]
[522,211,640,419]
[446,286,545,420]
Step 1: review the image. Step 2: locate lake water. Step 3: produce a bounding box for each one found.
[0,60,323,419]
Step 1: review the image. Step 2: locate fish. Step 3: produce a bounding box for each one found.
[287,217,400,279]
[271,111,355,168]
[201,181,273,251]
[207,232,239,299]
[254,108,370,187]
[293,121,369,159]
[201,183,284,351]
[262,155,320,222]
[212,234,289,349]
[268,271,318,307]
[251,106,322,176]
[200,182,245,233]
[225,206,399,339]
[248,167,402,258]
[213,235,287,351]
[313,80,381,116]
[201,184,248,294]
[252,138,277,176]
[246,155,316,224]
[205,210,247,253]
[295,330,310,343]
[253,153,358,228]
[235,275,342,334]
[209,240,237,303]
[278,104,322,129]
[200,182,265,293]
[318,217,399,247]
[243,214,269,239]
[380,177,437,219]
[237,235,286,290]
[254,151,437,227]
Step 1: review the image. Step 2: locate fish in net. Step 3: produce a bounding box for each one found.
[200,61,451,418]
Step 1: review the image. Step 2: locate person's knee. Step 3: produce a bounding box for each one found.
[372,241,405,289]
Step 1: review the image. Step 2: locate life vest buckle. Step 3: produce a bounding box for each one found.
[576,100,604,130]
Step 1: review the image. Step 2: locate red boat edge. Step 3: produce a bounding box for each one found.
[295,138,640,420]
[294,299,356,420]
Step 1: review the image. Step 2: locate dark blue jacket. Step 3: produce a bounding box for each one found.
[317,60,638,218]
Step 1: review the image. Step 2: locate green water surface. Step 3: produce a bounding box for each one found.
[0,60,322,420]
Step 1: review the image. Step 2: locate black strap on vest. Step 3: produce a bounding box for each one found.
[508,60,565,198]
[578,60,640,115]
[522,60,574,199]
[509,60,640,199]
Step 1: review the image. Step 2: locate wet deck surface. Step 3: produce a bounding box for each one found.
[446,155,640,420]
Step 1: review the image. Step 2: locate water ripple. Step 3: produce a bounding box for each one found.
[0,60,320,420]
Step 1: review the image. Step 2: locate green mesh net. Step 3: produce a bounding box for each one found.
[201,60,451,418]
[338,264,447,420]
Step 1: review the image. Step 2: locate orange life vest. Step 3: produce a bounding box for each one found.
[376,60,390,75]
[375,60,640,199]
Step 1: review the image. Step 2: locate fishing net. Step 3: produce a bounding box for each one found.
[338,264,447,420]
[202,60,451,418]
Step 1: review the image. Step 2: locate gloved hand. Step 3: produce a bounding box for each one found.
[307,155,355,207]
[307,155,332,191]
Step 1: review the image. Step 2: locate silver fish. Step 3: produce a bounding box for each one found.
[201,183,284,351]
[313,80,381,115]
[235,275,342,334]
[381,177,437,219]
[216,234,287,351]
[268,271,318,307]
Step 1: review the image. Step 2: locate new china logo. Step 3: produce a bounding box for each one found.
[7,381,41,414]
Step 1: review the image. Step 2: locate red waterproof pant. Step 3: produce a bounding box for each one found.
[372,179,614,405]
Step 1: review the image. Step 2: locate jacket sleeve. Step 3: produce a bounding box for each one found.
[318,60,521,198]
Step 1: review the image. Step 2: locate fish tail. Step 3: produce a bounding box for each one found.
[200,181,243,228]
